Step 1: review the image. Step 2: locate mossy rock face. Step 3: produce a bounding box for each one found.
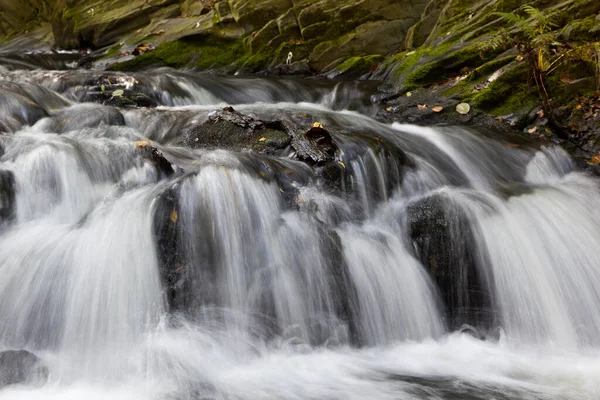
[181,0,210,17]
[277,8,300,38]
[400,43,501,91]
[300,21,328,41]
[109,38,244,71]
[229,0,294,31]
[328,55,384,79]
[248,19,280,52]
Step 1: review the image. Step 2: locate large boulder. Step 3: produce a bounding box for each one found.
[0,350,48,388]
[180,107,291,155]
[406,194,493,331]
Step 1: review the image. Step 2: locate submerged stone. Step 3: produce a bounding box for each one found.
[0,350,48,388]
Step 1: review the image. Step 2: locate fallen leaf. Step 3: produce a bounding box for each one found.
[591,154,600,164]
[312,122,323,129]
[338,161,346,168]
[112,89,124,97]
[516,55,524,61]
[536,109,545,118]
[456,102,471,115]
[386,106,392,111]
[283,168,293,174]
[432,105,444,113]
[170,210,178,223]
[417,104,428,109]
[528,126,538,134]
[175,265,185,272]
[506,143,520,148]
[406,92,412,97]
[258,137,267,142]
[135,140,150,149]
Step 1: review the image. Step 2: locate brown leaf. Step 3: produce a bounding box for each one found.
[258,137,267,142]
[417,104,428,110]
[432,105,444,113]
[516,55,524,61]
[590,154,600,164]
[170,210,178,223]
[135,140,150,149]
[528,126,537,134]
[536,109,544,118]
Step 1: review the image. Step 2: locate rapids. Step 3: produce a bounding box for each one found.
[1,61,600,399]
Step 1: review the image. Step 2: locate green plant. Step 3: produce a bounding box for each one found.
[487,5,570,136]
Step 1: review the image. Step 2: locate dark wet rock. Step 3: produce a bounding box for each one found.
[406,194,492,331]
[0,170,16,223]
[0,86,49,132]
[0,350,48,388]
[153,186,185,312]
[43,105,125,133]
[135,141,175,177]
[181,106,291,155]
[79,75,159,108]
[256,61,313,77]
[288,123,339,164]
[83,88,158,108]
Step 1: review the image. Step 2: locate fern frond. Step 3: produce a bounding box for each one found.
[491,11,526,26]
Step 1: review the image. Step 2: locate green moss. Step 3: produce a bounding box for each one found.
[467,63,537,116]
[251,128,290,151]
[467,55,514,81]
[403,43,500,90]
[391,48,430,76]
[105,44,122,58]
[109,39,244,71]
[428,39,460,57]
[336,55,384,74]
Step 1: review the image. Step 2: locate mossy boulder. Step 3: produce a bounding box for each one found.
[328,54,384,79]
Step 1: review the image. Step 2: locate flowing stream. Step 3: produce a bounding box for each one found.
[1,60,600,399]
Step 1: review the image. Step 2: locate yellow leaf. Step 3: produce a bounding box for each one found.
[432,105,444,113]
[135,140,150,149]
[516,55,524,61]
[417,104,428,109]
[528,126,538,134]
[170,209,178,223]
[312,122,324,129]
[386,107,392,111]
[590,154,600,164]
[337,161,346,168]
[258,137,267,142]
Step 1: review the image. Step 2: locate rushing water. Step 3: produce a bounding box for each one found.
[1,63,600,399]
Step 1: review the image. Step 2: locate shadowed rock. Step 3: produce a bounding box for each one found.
[0,350,48,388]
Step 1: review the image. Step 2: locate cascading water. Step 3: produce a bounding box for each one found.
[1,64,600,399]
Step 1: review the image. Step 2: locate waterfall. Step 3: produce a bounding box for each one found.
[1,69,600,399]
